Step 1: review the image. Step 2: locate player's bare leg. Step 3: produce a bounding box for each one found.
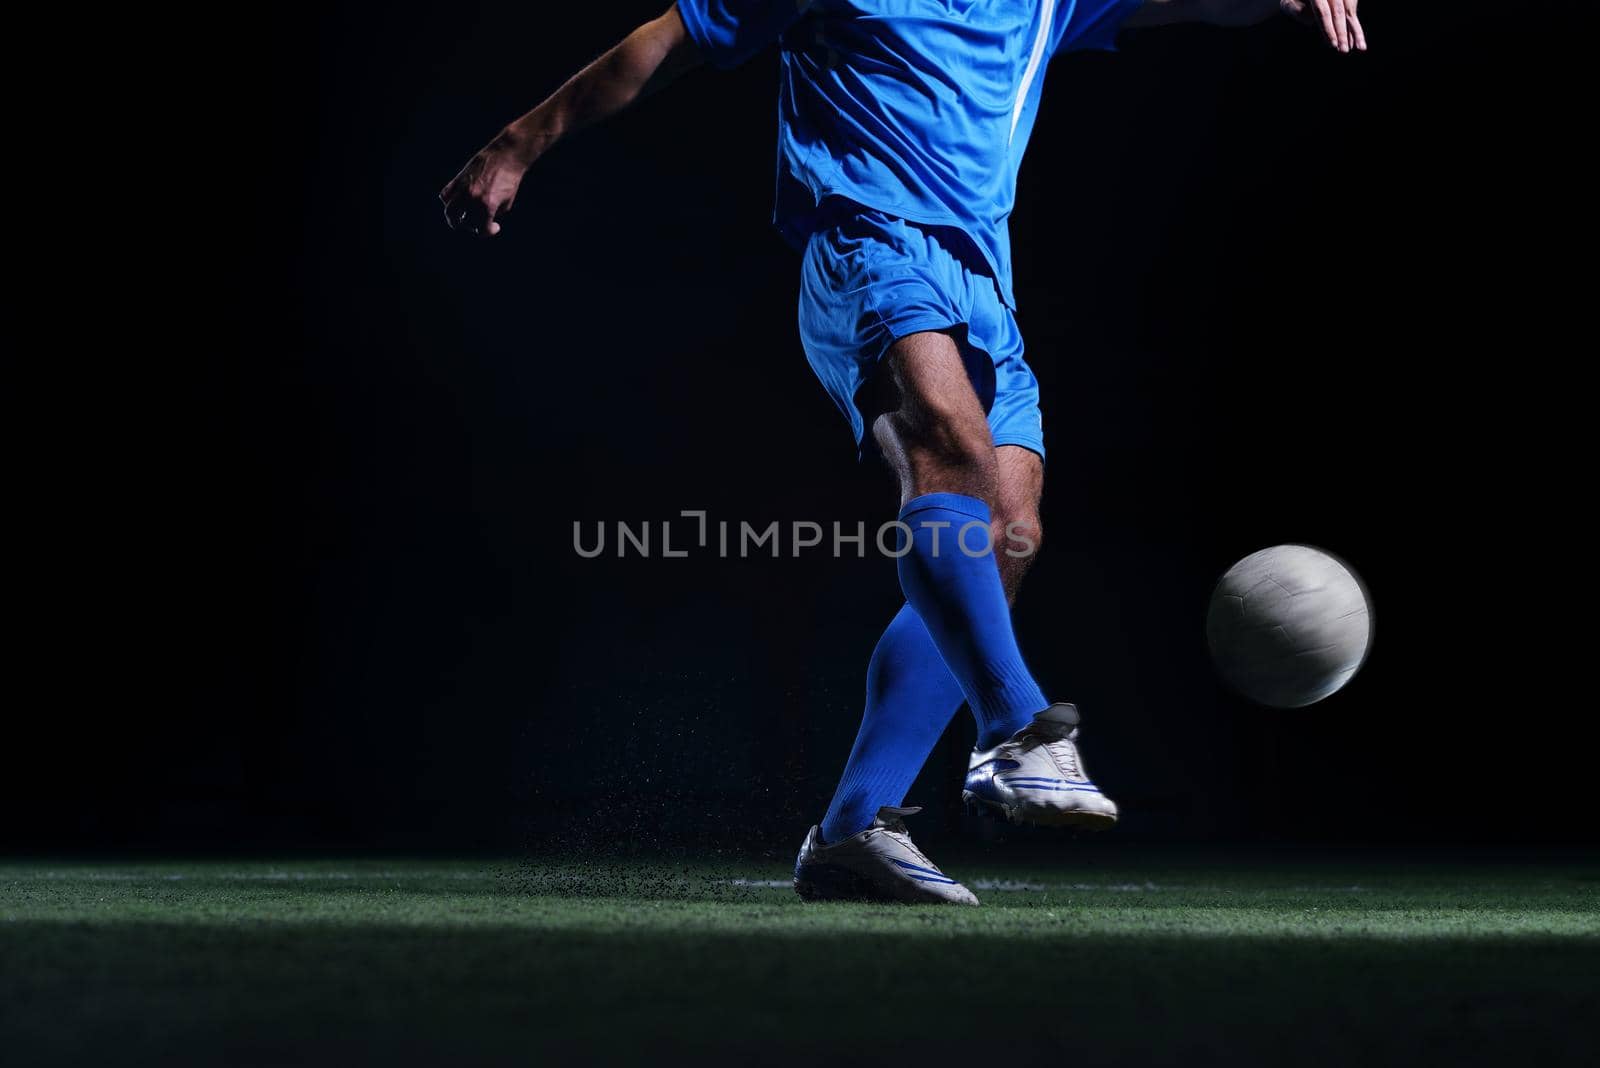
[872,330,1001,506]
[871,337,1046,600]
[993,444,1044,601]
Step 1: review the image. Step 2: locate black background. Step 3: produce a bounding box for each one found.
[13,2,1589,854]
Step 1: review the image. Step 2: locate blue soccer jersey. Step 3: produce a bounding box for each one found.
[676,0,1143,309]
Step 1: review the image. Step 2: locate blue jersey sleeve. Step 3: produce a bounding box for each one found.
[676,0,810,70]
[1053,0,1145,55]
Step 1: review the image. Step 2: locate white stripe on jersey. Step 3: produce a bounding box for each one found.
[1010,0,1059,144]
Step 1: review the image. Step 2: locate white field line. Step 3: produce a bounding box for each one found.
[975,880,1159,892]
[730,879,1372,893]
[11,870,496,882]
[6,871,1373,894]
[730,879,1163,892]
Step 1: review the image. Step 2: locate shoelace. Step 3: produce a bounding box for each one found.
[885,829,940,870]
[870,822,939,872]
[1036,729,1085,780]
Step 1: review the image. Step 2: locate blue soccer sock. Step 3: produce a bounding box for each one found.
[820,604,965,844]
[896,492,1047,750]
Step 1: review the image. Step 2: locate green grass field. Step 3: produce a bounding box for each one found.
[3,854,1596,1065]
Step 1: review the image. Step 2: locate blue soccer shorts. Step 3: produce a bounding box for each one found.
[798,207,1045,463]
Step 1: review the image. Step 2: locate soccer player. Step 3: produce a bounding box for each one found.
[441,0,1366,904]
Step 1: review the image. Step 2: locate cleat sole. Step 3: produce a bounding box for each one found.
[962,791,1117,831]
[794,862,976,906]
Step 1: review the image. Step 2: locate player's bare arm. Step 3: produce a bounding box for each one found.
[439,6,702,236]
[1129,0,1368,52]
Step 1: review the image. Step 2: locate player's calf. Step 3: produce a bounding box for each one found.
[995,511,1041,600]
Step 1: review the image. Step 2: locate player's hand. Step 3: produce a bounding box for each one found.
[439,131,534,237]
[1280,0,1367,53]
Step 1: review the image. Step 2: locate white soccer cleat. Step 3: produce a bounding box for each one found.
[964,703,1119,829]
[793,806,979,905]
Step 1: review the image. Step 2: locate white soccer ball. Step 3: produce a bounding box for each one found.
[1206,545,1372,708]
